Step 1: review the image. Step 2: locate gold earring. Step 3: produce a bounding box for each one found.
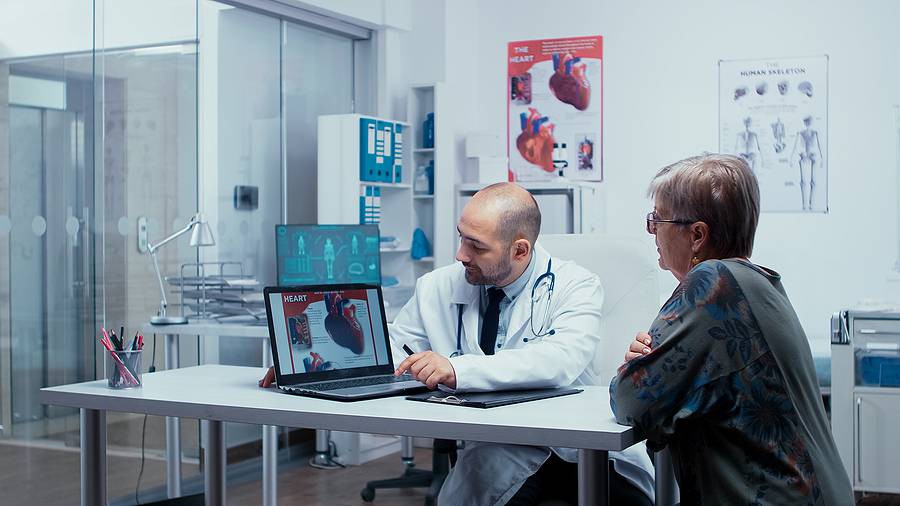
[690,255,700,267]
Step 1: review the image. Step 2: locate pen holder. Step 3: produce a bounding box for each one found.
[106,350,142,389]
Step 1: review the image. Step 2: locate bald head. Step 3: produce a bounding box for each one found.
[467,182,541,246]
[456,183,541,286]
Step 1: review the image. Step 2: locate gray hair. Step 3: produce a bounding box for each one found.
[647,154,760,258]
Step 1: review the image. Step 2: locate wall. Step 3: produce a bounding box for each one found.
[288,0,412,31]
[419,0,900,346]
[0,0,195,59]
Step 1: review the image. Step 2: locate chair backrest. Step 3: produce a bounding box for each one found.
[540,234,660,384]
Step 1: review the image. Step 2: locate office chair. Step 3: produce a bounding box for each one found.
[542,233,680,505]
[360,438,456,505]
[540,234,661,385]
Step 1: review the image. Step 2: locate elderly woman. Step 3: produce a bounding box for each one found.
[610,154,852,504]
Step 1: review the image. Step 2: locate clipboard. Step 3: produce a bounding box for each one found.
[405,387,582,408]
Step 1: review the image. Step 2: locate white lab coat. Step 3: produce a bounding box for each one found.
[389,244,654,505]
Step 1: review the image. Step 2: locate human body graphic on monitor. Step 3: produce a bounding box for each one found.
[296,234,310,272]
[323,239,336,279]
[276,224,381,285]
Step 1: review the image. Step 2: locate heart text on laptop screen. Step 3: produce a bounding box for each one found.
[267,287,390,375]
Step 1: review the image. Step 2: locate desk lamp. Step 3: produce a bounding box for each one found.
[148,213,215,324]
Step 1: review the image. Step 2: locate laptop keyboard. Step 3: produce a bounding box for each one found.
[293,374,416,392]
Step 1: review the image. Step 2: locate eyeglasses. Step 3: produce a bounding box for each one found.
[646,210,695,234]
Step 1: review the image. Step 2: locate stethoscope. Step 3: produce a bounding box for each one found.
[451,259,555,357]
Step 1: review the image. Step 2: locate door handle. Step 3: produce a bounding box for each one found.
[856,397,863,484]
[858,329,900,336]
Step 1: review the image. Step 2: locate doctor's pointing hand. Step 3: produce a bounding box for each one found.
[394,350,456,389]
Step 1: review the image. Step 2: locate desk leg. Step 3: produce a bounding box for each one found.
[165,333,182,498]
[654,448,680,506]
[578,449,608,506]
[262,340,277,506]
[80,408,106,506]
[204,419,226,506]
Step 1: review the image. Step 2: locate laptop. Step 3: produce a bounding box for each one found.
[263,284,427,401]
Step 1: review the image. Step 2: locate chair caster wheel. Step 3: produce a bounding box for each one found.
[361,487,376,502]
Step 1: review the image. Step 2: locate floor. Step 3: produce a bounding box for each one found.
[0,438,431,505]
[860,494,900,505]
[0,442,200,505]
[3,435,899,505]
[228,448,432,505]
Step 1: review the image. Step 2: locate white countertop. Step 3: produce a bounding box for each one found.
[41,364,638,452]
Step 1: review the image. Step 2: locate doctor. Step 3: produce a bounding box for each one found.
[392,183,654,506]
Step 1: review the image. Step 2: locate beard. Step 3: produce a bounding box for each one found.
[463,252,513,286]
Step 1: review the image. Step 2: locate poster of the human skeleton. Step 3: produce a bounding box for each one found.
[507,36,603,181]
[719,56,828,212]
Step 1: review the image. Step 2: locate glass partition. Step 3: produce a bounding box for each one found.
[283,22,356,225]
[94,40,203,498]
[0,0,369,502]
[0,3,97,502]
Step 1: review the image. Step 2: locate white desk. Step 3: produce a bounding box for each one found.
[41,364,641,506]
[141,322,275,504]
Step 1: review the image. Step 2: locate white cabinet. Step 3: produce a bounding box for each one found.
[832,311,900,493]
[317,113,413,465]
[408,85,437,275]
[317,113,415,321]
[855,391,900,491]
[408,83,455,268]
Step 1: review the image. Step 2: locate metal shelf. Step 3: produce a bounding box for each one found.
[359,181,411,189]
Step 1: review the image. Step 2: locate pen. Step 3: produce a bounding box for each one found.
[107,328,120,350]
[402,344,415,356]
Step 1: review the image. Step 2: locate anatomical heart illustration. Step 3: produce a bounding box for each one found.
[516,108,556,172]
[324,292,365,355]
[549,52,590,111]
[507,36,602,181]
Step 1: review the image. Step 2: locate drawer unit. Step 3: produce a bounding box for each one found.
[832,311,900,493]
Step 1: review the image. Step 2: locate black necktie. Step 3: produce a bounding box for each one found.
[480,287,505,355]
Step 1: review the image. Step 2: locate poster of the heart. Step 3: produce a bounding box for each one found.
[508,35,603,182]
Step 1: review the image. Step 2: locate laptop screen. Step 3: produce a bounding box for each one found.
[265,285,392,380]
[275,224,381,286]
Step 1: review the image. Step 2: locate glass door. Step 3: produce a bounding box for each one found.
[8,86,94,437]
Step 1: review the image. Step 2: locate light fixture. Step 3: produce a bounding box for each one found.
[148,213,215,325]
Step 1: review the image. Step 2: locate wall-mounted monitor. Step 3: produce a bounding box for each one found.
[276,224,380,286]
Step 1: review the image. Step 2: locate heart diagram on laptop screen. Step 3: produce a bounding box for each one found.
[324,292,365,354]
